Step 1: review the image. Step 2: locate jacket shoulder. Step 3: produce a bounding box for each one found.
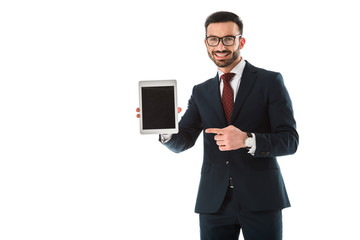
[197,76,217,87]
[191,76,217,94]
[246,61,280,78]
[245,61,284,89]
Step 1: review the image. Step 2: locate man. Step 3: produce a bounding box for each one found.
[137,11,298,240]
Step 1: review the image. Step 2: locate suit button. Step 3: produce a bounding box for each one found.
[229,177,234,188]
[226,161,229,165]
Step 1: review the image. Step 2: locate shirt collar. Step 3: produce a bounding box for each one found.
[218,57,246,81]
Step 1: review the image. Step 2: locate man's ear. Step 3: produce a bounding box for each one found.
[239,37,246,49]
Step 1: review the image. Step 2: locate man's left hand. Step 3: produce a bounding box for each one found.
[205,125,247,151]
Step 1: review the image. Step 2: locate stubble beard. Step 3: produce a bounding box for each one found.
[208,48,240,68]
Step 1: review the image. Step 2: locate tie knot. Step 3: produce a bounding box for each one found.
[221,73,235,84]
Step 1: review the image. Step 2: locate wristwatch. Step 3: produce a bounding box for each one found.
[245,132,254,149]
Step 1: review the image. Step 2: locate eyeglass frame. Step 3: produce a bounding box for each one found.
[205,34,242,47]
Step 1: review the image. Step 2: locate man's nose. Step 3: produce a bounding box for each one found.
[215,40,226,51]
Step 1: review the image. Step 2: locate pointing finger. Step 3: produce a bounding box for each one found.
[205,128,223,134]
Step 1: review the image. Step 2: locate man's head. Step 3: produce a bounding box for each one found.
[204,11,245,73]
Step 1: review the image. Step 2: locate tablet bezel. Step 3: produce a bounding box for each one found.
[139,80,178,134]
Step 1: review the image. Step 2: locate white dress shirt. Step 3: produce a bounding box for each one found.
[218,57,246,102]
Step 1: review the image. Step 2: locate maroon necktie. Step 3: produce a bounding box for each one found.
[221,73,235,124]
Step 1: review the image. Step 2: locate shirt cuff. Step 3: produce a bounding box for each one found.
[247,133,256,156]
[160,134,172,143]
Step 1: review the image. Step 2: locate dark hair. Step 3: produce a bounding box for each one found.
[205,11,243,35]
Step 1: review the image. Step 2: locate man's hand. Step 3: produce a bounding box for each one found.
[136,107,182,118]
[205,125,247,151]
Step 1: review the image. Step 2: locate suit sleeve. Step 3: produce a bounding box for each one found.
[254,73,299,157]
[160,86,203,153]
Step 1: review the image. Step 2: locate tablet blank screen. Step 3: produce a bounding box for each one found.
[141,86,176,130]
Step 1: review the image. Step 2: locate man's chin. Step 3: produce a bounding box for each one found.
[214,60,232,68]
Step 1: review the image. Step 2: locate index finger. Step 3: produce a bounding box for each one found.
[205,128,223,134]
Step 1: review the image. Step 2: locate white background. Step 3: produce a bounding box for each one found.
[1,0,360,239]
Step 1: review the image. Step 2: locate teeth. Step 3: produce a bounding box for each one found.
[215,53,228,57]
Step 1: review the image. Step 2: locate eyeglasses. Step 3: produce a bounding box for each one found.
[206,34,242,47]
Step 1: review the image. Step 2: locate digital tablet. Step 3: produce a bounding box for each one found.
[139,80,178,134]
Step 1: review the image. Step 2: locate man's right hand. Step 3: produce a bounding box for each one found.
[136,107,182,118]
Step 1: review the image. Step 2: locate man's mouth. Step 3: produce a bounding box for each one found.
[214,51,231,60]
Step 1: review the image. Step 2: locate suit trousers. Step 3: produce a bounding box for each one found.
[199,188,282,240]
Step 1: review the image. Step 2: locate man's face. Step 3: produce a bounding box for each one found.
[205,22,245,71]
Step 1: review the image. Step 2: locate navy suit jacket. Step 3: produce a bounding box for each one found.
[162,61,299,213]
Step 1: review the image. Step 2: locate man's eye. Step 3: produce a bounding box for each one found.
[208,37,218,42]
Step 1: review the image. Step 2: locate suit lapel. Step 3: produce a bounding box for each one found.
[230,62,257,123]
[208,74,228,126]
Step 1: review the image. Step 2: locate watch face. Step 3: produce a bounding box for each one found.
[245,137,254,148]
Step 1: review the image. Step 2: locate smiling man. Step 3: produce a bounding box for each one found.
[139,11,299,240]
[206,21,244,73]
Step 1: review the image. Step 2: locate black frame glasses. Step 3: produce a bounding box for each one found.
[206,34,242,47]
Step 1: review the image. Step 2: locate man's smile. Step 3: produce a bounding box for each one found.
[214,51,231,60]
